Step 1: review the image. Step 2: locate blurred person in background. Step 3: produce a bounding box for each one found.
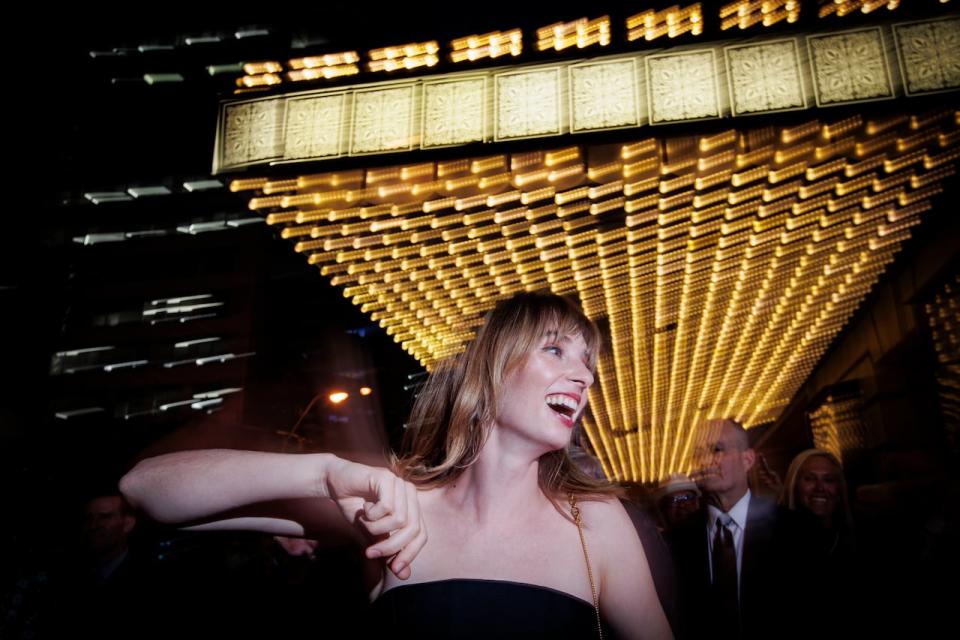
[655,473,701,534]
[782,449,855,557]
[781,449,864,635]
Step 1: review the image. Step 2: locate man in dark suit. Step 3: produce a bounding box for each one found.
[668,418,797,639]
[35,493,155,639]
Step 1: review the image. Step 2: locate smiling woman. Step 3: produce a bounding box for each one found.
[778,450,864,636]
[380,292,672,639]
[781,449,854,539]
[120,292,672,639]
[396,293,601,494]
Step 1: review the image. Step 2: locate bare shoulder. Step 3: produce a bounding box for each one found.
[574,498,673,637]
[575,496,648,570]
[576,495,632,534]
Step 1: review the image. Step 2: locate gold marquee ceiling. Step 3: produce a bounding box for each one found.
[233,108,959,482]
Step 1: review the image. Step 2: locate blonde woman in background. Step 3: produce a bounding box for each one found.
[781,448,855,555]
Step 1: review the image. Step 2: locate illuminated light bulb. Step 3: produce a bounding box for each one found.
[230,178,269,193]
[243,61,282,75]
[237,73,282,88]
[261,178,297,195]
[265,211,298,226]
[479,173,511,190]
[329,391,349,404]
[545,147,580,167]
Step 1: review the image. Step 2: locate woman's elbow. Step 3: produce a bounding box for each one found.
[119,459,154,512]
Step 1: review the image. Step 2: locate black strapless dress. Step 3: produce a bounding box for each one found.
[370,578,611,638]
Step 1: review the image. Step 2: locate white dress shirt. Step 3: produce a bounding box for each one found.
[706,488,751,589]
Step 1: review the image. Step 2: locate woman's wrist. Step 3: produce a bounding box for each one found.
[309,452,339,500]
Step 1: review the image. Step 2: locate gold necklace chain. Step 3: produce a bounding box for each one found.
[568,493,603,640]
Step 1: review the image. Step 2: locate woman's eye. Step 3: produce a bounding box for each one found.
[545,345,562,356]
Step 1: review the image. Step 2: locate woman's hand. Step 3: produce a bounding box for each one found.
[321,457,427,580]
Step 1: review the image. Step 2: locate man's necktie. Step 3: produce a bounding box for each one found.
[712,515,740,631]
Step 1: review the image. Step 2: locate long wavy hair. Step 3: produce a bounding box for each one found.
[394,292,615,501]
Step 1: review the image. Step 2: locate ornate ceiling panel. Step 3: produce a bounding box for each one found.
[213,15,959,172]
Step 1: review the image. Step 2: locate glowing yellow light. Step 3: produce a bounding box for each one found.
[230,177,269,192]
[369,40,439,60]
[720,0,801,29]
[368,41,439,72]
[818,0,900,18]
[244,108,958,482]
[237,73,282,88]
[450,28,522,62]
[536,16,610,51]
[288,51,359,69]
[286,64,359,81]
[329,391,349,404]
[243,61,282,75]
[627,3,704,41]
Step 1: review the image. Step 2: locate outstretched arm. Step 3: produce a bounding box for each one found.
[120,449,426,579]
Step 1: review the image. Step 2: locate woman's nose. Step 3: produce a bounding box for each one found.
[569,361,594,387]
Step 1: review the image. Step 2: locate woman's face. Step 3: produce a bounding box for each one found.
[495,330,594,454]
[796,455,843,519]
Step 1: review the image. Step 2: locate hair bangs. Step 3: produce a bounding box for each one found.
[550,308,600,371]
